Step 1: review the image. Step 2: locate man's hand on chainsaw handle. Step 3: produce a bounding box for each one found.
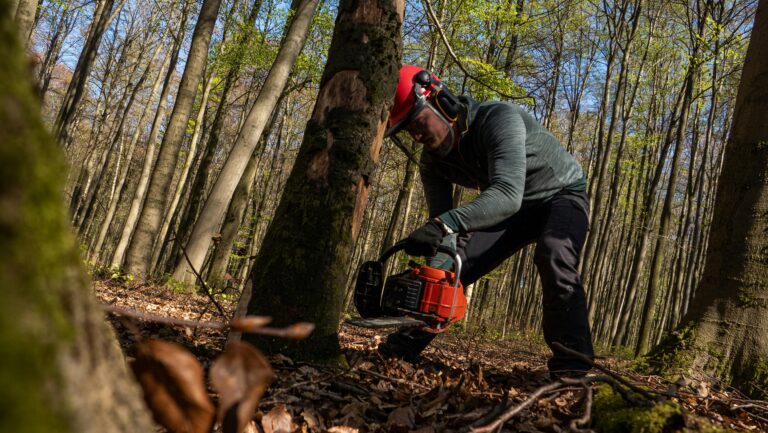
[404,219,453,257]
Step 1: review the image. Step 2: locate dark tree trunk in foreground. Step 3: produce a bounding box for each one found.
[0,2,153,431]
[245,0,403,363]
[648,0,768,399]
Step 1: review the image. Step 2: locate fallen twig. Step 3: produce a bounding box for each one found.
[553,342,659,402]
[471,381,564,432]
[568,381,594,433]
[102,304,313,340]
[178,235,227,317]
[472,375,651,432]
[469,394,509,428]
[356,368,431,391]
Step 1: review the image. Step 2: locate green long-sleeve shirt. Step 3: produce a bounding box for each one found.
[420,97,586,233]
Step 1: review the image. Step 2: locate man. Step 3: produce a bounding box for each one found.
[380,65,594,378]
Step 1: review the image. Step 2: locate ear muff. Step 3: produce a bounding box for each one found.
[432,89,461,122]
[414,69,461,122]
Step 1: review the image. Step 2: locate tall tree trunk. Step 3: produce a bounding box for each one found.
[503,0,525,75]
[149,72,216,272]
[636,7,705,355]
[380,154,418,254]
[38,2,78,99]
[0,4,153,429]
[173,0,318,283]
[612,77,685,347]
[244,0,403,363]
[648,0,768,398]
[54,0,122,147]
[207,101,286,284]
[111,0,190,268]
[90,30,171,263]
[125,0,223,277]
[14,0,37,47]
[75,26,153,236]
[169,0,264,275]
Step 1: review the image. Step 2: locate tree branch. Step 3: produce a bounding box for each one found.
[421,0,533,103]
[102,304,315,340]
[553,342,660,402]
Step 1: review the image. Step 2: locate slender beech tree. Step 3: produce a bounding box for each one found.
[648,0,768,398]
[91,37,172,262]
[54,0,121,147]
[636,1,708,355]
[13,0,36,46]
[124,0,223,277]
[173,0,319,283]
[244,0,403,363]
[168,0,265,276]
[206,96,287,284]
[0,2,153,430]
[111,0,191,269]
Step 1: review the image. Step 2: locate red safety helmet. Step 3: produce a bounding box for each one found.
[386,65,461,137]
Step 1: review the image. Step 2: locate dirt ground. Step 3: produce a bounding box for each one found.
[93,278,768,432]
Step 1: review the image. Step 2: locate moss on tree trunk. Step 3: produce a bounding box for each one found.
[593,385,729,433]
[244,0,404,364]
[0,2,154,431]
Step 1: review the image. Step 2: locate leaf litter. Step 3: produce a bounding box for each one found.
[95,278,768,432]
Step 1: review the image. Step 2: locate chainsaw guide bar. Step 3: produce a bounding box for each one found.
[346,317,426,329]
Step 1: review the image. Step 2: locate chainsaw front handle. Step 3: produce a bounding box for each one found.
[380,241,462,288]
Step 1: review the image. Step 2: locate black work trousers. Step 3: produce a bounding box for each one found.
[384,190,594,373]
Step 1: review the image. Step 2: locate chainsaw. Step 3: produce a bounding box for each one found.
[348,241,467,332]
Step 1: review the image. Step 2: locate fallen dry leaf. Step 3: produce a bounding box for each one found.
[131,339,215,433]
[300,408,324,431]
[386,406,416,431]
[210,341,274,433]
[326,427,358,433]
[262,404,295,433]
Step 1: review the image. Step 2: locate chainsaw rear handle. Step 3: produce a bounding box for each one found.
[379,241,462,289]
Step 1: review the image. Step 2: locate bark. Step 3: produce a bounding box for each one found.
[0,4,153,430]
[244,0,403,363]
[649,0,768,398]
[125,0,223,277]
[173,0,318,283]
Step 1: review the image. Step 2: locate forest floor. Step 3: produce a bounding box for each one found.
[93,277,768,433]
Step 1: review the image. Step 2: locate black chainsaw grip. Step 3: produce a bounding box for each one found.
[354,261,384,318]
